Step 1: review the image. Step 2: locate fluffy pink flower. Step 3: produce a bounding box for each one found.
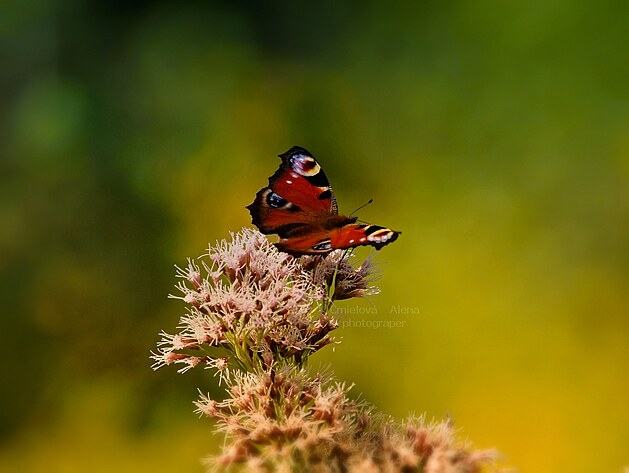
[153,228,501,472]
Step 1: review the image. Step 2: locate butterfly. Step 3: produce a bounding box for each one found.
[247,146,400,255]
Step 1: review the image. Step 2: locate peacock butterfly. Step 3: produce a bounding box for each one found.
[247,146,400,255]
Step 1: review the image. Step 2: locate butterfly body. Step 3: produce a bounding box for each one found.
[247,146,399,255]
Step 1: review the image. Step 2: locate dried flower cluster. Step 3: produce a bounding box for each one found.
[152,228,498,472]
[195,365,496,472]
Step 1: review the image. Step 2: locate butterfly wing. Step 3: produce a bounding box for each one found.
[276,223,399,255]
[247,146,338,237]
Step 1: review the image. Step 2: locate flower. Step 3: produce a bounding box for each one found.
[194,366,497,472]
[152,228,375,374]
[301,251,380,301]
[153,229,317,372]
[153,228,501,472]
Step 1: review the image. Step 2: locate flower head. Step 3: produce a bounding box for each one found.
[152,228,376,374]
[194,367,497,472]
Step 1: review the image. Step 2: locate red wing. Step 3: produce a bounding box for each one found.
[276,223,400,256]
[247,146,338,237]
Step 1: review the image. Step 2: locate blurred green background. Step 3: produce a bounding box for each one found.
[1,1,627,472]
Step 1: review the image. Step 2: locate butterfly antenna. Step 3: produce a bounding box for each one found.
[349,198,373,218]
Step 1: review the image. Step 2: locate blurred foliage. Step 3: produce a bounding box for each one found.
[0,0,627,472]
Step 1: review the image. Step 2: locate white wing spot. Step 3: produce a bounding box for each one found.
[368,230,393,243]
[349,239,355,244]
[286,180,293,184]
[360,237,366,242]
